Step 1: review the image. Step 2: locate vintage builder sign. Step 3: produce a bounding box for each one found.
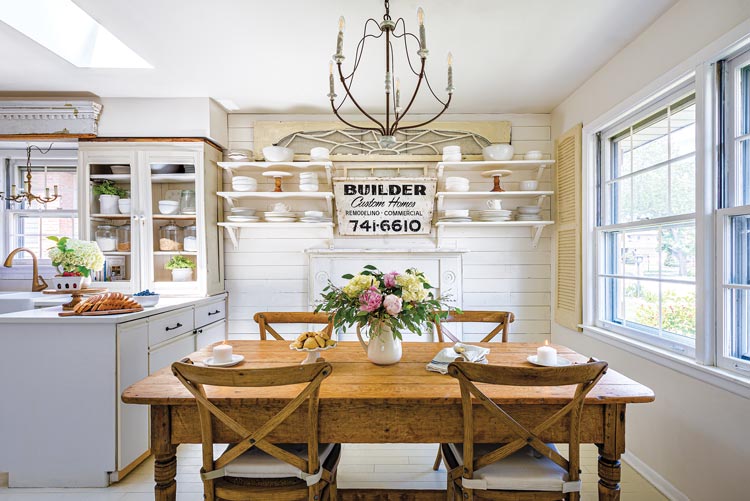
[334,177,437,235]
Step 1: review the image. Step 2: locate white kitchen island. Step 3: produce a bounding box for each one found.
[0,293,227,487]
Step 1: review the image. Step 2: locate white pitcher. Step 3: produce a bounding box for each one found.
[356,321,402,365]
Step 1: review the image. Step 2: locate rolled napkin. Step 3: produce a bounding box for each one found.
[426,343,491,374]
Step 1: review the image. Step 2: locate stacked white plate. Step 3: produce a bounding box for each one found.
[300,210,333,223]
[445,176,470,192]
[227,207,259,222]
[299,172,319,192]
[475,209,513,221]
[224,149,253,162]
[439,209,471,222]
[232,176,258,192]
[264,211,298,222]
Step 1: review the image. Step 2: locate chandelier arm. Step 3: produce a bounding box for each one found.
[385,27,391,135]
[420,72,449,106]
[392,93,453,131]
[329,100,383,132]
[337,63,386,134]
[344,21,383,80]
[388,58,426,135]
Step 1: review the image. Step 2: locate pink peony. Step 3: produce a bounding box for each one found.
[384,271,399,288]
[359,286,383,312]
[383,294,403,316]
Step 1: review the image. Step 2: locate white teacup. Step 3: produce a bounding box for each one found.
[486,199,503,210]
[271,202,291,213]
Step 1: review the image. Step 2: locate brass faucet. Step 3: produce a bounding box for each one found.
[3,247,48,292]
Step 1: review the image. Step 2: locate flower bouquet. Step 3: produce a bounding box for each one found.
[315,265,457,364]
[47,236,105,289]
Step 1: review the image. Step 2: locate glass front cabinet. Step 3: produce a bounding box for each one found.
[78,140,223,296]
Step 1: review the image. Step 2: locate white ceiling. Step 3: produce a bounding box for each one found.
[0,0,676,114]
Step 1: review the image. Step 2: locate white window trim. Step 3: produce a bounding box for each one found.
[579,17,750,393]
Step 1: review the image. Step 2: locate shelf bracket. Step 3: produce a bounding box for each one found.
[436,194,445,213]
[535,165,545,182]
[535,194,548,208]
[222,226,240,250]
[531,224,545,248]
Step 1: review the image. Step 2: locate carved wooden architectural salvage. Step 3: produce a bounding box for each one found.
[253,120,511,161]
[0,100,103,136]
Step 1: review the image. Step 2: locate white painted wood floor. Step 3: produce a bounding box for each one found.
[0,443,667,500]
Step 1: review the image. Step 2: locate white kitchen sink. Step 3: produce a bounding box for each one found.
[0,292,69,314]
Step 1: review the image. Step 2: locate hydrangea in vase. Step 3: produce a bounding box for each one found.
[47,236,105,289]
[315,265,457,365]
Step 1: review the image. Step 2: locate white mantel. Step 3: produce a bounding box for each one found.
[0,100,102,136]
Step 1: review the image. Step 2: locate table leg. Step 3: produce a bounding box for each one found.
[152,405,177,501]
[598,404,625,500]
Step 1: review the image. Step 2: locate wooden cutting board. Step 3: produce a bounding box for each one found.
[58,307,143,317]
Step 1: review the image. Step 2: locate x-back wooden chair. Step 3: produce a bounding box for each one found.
[435,310,515,343]
[171,359,341,501]
[254,312,333,341]
[441,359,608,500]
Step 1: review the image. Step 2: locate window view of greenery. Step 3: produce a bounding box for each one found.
[728,215,749,360]
[602,95,696,343]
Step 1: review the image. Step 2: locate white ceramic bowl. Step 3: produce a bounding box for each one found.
[158,200,179,215]
[310,147,330,160]
[524,150,543,161]
[299,185,319,192]
[444,209,469,218]
[49,275,84,291]
[482,144,514,161]
[230,207,256,216]
[232,183,258,192]
[118,198,131,214]
[519,180,539,191]
[263,146,294,162]
[446,176,469,184]
[517,205,542,214]
[304,210,324,218]
[132,294,160,307]
[445,184,470,192]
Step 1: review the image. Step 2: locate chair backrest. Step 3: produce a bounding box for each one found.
[253,311,333,340]
[171,359,332,485]
[447,359,608,489]
[435,310,515,343]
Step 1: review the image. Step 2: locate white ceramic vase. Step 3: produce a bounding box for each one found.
[99,194,120,214]
[356,321,402,365]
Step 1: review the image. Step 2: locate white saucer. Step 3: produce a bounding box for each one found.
[204,354,244,367]
[526,355,572,367]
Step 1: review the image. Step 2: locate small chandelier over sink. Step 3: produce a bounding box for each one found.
[327,0,454,148]
[0,144,60,205]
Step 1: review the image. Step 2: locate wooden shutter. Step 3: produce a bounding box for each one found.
[554,124,582,331]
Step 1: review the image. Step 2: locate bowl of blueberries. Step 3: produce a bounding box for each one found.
[132,289,160,307]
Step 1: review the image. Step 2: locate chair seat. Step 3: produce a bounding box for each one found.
[447,443,575,492]
[223,443,336,480]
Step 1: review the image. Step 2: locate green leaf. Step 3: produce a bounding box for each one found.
[341,274,354,280]
[363,264,377,270]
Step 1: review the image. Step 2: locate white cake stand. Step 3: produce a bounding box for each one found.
[262,170,293,192]
[481,169,513,192]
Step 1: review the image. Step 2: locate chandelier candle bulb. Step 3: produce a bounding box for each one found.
[54,185,58,196]
[336,16,345,58]
[329,60,335,95]
[212,343,232,364]
[537,340,557,366]
[417,7,427,52]
[447,52,453,91]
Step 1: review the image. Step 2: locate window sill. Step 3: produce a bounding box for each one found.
[581,325,750,400]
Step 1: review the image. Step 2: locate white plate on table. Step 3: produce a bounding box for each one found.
[204,354,244,367]
[526,355,572,367]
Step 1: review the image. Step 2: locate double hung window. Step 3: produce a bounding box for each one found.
[596,89,697,355]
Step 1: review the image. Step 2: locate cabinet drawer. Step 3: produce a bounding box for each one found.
[195,300,225,327]
[149,333,196,375]
[148,308,195,347]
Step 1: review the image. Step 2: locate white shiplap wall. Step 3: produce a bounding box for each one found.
[224,114,552,342]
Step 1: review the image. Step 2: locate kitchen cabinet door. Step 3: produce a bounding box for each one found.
[197,320,226,350]
[149,332,196,375]
[116,319,149,477]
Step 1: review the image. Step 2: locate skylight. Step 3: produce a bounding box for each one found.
[0,0,151,68]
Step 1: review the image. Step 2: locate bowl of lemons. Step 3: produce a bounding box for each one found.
[290,329,337,364]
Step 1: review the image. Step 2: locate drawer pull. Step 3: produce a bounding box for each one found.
[165,322,183,331]
[208,310,221,316]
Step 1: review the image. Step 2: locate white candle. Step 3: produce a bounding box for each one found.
[537,341,557,365]
[447,52,453,92]
[329,60,335,95]
[213,343,232,364]
[417,8,427,52]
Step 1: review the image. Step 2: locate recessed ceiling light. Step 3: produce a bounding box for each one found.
[215,99,240,111]
[0,0,151,68]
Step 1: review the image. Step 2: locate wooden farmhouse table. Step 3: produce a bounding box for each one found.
[122,341,654,500]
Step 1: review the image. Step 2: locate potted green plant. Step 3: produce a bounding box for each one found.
[47,236,105,289]
[93,180,128,214]
[165,255,196,282]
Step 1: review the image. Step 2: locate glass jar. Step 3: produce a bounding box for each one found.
[183,225,197,252]
[179,190,196,214]
[116,224,131,252]
[159,223,183,251]
[95,225,118,252]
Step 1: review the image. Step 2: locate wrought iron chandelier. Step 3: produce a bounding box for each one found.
[0,144,60,205]
[328,0,453,147]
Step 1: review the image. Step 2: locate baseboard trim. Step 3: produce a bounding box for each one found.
[622,451,689,501]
